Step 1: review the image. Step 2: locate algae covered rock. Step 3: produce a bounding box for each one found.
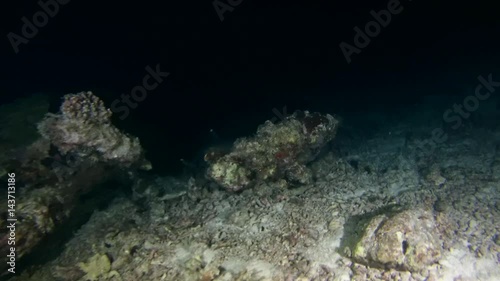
[0,92,152,270]
[205,110,340,191]
[77,253,122,281]
[350,208,443,272]
[37,91,151,170]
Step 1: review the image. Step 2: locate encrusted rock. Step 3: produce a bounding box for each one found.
[0,92,151,270]
[37,91,150,170]
[351,208,443,272]
[205,110,340,191]
[77,253,121,281]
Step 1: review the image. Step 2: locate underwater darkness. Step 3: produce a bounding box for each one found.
[0,0,500,280]
[1,0,498,175]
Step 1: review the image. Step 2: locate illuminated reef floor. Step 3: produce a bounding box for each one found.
[11,97,500,281]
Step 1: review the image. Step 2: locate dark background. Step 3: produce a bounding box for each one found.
[1,0,499,175]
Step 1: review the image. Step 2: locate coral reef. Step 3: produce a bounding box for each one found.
[206,111,340,191]
[6,95,500,281]
[0,92,152,272]
[37,91,151,170]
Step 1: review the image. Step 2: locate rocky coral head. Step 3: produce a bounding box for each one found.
[60,91,112,124]
[37,91,150,170]
[205,110,340,191]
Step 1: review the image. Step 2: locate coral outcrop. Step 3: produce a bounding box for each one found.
[37,91,150,169]
[0,92,151,270]
[205,110,340,191]
[349,208,443,272]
